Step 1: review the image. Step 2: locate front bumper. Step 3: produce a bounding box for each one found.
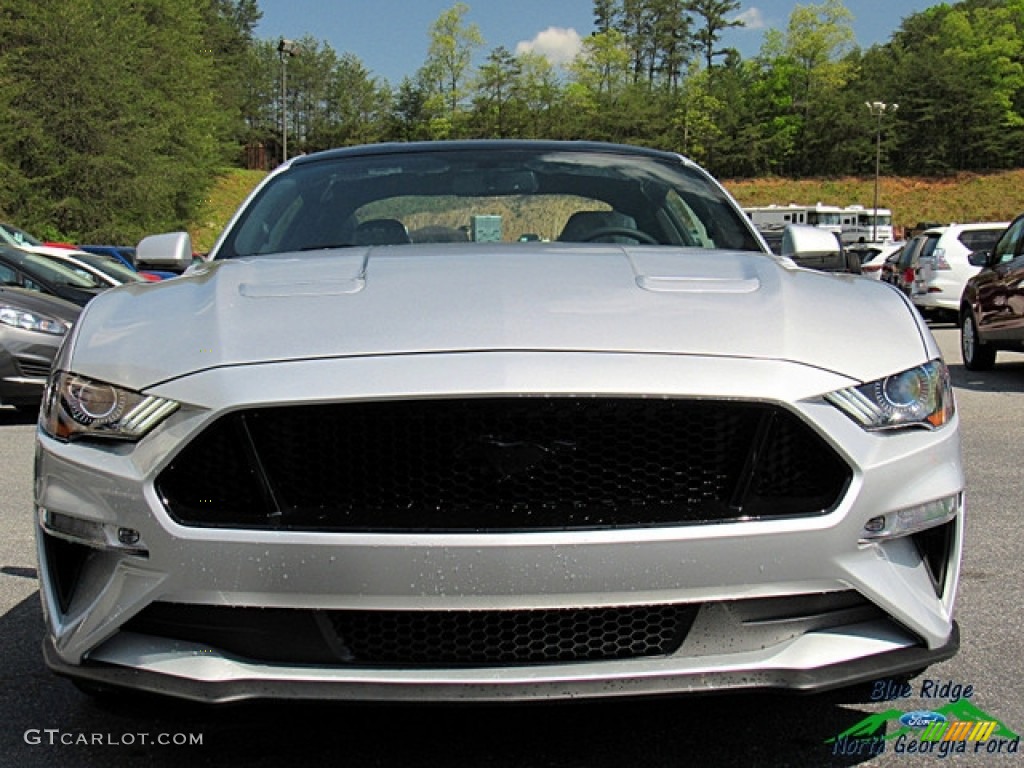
[911,279,963,314]
[34,352,965,702]
[44,622,960,704]
[0,333,55,406]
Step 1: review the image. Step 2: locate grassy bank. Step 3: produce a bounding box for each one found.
[191,167,1024,251]
[724,170,1024,235]
[190,168,267,253]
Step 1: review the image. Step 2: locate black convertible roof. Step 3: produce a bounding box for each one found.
[289,140,690,169]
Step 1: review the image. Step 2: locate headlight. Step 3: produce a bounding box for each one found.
[0,306,68,335]
[825,360,954,431]
[40,372,180,441]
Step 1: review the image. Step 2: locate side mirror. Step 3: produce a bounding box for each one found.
[136,232,194,273]
[967,249,991,268]
[781,225,847,272]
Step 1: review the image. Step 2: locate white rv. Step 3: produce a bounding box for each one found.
[743,203,844,235]
[840,205,894,244]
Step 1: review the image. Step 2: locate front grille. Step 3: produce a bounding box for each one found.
[15,358,51,378]
[123,603,699,667]
[156,398,851,531]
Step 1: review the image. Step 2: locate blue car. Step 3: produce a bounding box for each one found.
[79,245,176,280]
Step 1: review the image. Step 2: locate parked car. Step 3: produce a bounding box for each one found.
[883,235,929,295]
[879,242,906,286]
[36,140,962,704]
[0,222,46,250]
[959,213,1024,369]
[912,222,1009,322]
[0,223,161,281]
[0,286,80,411]
[0,223,85,260]
[79,245,167,281]
[0,245,104,306]
[849,241,904,280]
[760,227,784,255]
[36,248,146,288]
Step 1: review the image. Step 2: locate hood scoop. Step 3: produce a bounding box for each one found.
[239,278,365,298]
[235,249,368,298]
[629,249,764,295]
[637,275,761,294]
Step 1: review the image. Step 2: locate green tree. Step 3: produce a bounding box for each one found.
[517,52,565,138]
[301,51,389,150]
[785,0,856,111]
[388,76,436,141]
[649,0,694,91]
[885,0,1024,173]
[201,0,263,152]
[611,0,693,89]
[593,0,621,32]
[687,0,744,71]
[752,0,858,175]
[0,0,229,241]
[421,2,484,133]
[569,29,632,100]
[471,47,525,137]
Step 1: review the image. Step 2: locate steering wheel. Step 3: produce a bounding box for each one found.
[579,227,659,245]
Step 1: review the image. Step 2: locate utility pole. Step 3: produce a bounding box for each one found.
[865,101,898,243]
[278,39,299,162]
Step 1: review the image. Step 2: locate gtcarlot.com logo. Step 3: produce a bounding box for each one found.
[24,729,203,747]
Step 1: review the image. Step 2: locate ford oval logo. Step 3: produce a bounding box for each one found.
[899,711,947,728]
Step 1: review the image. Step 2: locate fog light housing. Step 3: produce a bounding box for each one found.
[864,516,886,535]
[39,508,148,557]
[860,494,961,543]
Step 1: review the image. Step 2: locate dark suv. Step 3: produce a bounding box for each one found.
[959,213,1024,369]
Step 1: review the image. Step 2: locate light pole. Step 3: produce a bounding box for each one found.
[278,38,299,162]
[865,100,898,243]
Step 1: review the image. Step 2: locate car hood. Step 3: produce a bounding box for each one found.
[69,244,930,390]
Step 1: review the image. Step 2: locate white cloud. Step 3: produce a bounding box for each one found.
[516,27,583,68]
[734,8,767,30]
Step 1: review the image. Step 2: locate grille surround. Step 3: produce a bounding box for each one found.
[156,397,851,531]
[15,357,51,379]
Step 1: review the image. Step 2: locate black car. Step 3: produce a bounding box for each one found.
[0,245,103,306]
[960,213,1024,369]
[0,286,80,410]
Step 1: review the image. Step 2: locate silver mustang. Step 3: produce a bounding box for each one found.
[35,141,962,703]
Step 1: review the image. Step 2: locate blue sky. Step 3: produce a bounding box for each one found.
[255,1,937,85]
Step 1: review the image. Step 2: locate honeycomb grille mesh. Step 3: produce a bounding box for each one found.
[123,603,700,667]
[156,397,850,531]
[15,358,51,378]
[332,605,696,665]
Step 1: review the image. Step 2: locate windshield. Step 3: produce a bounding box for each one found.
[20,251,100,289]
[0,223,44,248]
[217,145,763,259]
[808,212,841,227]
[859,214,892,227]
[70,251,144,283]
